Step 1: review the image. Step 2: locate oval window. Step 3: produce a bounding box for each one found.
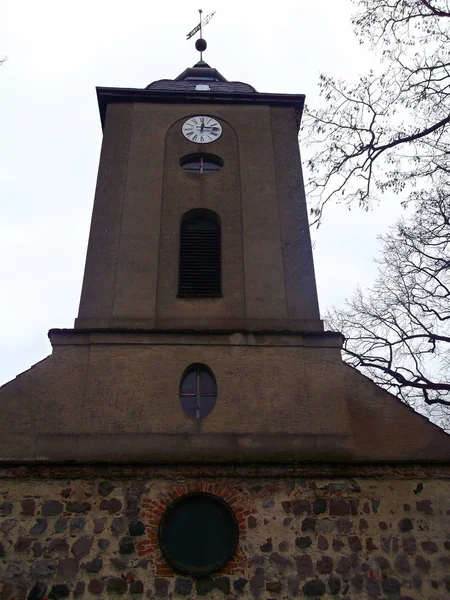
[179,364,217,418]
[159,493,239,577]
[180,154,223,174]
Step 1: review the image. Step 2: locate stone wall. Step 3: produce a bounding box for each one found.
[1,466,449,600]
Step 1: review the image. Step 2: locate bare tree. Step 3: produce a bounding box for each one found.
[303,0,450,224]
[303,0,450,424]
[326,187,450,424]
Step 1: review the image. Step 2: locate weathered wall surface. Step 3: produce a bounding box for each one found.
[1,468,449,600]
[76,102,322,331]
[5,333,450,464]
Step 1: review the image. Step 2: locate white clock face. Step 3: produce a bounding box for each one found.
[182,116,222,144]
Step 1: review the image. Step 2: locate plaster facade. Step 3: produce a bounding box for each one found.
[1,330,450,463]
[76,102,320,331]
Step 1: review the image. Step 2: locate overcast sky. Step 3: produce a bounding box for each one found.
[1,0,405,385]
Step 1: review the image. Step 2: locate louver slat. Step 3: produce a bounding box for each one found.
[179,221,221,297]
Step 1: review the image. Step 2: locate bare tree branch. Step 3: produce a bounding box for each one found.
[302,0,450,427]
[302,0,450,224]
[326,191,450,425]
[420,0,450,18]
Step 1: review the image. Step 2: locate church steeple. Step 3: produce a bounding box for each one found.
[76,59,321,332]
[2,51,449,468]
[1,41,450,600]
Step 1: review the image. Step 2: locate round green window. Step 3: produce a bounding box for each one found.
[158,493,239,577]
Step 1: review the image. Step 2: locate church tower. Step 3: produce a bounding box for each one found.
[77,61,321,334]
[1,42,450,600]
[57,55,357,463]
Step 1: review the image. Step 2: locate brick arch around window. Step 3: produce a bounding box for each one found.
[137,483,253,577]
[178,209,221,298]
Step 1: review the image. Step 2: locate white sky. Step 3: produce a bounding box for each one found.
[0,0,405,385]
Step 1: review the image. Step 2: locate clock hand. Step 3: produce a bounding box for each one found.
[200,118,204,132]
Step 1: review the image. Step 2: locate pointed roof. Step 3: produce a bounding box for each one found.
[146,60,257,93]
[174,59,228,82]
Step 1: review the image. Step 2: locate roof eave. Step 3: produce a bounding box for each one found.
[96,87,306,130]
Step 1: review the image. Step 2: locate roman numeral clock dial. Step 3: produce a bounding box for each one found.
[182,116,222,144]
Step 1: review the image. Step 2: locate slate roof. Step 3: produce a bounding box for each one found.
[146,79,257,93]
[96,61,305,129]
[146,60,257,94]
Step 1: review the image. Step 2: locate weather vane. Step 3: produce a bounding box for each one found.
[186,9,216,61]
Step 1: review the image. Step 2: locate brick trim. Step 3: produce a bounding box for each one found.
[138,481,255,576]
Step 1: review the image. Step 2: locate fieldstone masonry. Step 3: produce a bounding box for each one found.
[1,466,449,599]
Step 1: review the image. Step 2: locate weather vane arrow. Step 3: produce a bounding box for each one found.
[186,9,216,40]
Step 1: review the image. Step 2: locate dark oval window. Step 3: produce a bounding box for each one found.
[179,364,217,418]
[180,154,223,174]
[158,493,239,577]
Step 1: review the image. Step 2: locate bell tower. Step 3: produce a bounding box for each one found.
[60,57,354,461]
[2,38,450,600]
[1,51,449,466]
[75,61,322,333]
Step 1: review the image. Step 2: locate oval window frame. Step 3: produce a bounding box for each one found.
[179,363,218,418]
[179,153,224,175]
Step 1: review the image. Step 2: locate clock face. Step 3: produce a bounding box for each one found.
[182,116,222,144]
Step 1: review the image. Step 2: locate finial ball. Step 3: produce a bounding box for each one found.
[195,38,207,52]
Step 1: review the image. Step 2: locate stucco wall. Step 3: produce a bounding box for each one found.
[3,330,450,463]
[1,467,449,599]
[76,102,321,331]
[0,331,356,462]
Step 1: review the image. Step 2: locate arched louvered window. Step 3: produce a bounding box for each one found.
[178,210,221,297]
[179,364,217,418]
